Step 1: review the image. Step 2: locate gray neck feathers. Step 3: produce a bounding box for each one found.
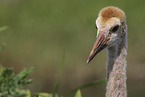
[106,24,127,97]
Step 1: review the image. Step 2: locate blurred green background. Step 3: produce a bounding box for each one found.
[0,0,145,97]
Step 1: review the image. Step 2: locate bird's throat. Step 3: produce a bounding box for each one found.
[106,38,127,97]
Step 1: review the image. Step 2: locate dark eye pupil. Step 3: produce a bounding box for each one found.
[112,25,119,32]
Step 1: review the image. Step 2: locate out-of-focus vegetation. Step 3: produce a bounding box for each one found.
[0,65,104,97]
[0,0,145,97]
[0,66,33,97]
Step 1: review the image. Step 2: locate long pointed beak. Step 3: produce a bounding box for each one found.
[87,33,109,64]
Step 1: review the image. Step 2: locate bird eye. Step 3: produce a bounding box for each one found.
[111,25,119,32]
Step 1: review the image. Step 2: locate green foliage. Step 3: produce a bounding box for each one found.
[35,93,59,97]
[0,66,36,97]
[0,64,104,97]
[74,90,82,97]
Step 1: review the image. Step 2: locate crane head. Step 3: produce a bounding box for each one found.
[87,6,126,63]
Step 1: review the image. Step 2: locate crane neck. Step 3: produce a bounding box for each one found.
[106,27,127,97]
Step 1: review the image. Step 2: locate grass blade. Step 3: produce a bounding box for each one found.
[52,50,65,97]
[74,90,82,97]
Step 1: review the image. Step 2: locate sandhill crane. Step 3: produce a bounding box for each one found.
[87,6,127,97]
